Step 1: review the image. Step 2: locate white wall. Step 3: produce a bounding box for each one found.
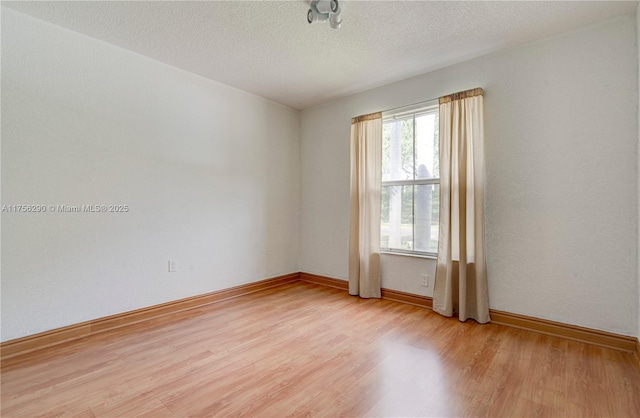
[301,15,639,336]
[637,3,640,340]
[1,8,300,342]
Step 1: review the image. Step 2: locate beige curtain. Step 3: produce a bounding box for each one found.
[433,88,490,323]
[349,112,382,298]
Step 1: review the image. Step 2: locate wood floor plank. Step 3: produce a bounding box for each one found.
[2,282,639,417]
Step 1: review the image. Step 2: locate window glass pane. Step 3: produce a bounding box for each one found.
[380,186,390,248]
[382,117,414,181]
[415,111,439,180]
[380,185,413,251]
[413,184,439,253]
[381,105,439,256]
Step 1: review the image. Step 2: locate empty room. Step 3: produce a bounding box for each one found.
[2,1,640,417]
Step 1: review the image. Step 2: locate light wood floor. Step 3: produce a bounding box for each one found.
[2,282,640,418]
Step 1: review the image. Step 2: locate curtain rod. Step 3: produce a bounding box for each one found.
[380,88,484,114]
[380,98,438,115]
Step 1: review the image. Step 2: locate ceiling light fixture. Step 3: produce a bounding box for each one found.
[307,0,342,29]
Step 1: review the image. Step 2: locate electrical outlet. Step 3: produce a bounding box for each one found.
[421,274,429,287]
[168,259,177,273]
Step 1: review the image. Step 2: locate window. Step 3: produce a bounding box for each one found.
[381,103,439,256]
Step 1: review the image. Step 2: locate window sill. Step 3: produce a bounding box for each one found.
[380,250,437,260]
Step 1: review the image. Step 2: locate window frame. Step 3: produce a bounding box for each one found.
[380,101,440,258]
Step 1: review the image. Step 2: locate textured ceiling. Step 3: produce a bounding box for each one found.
[2,1,638,110]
